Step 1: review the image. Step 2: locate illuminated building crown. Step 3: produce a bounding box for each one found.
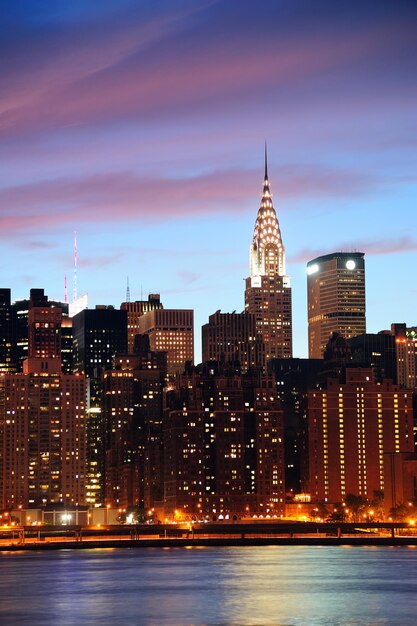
[250,147,285,278]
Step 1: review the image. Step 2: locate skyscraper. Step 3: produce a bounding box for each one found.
[121,294,164,353]
[137,308,193,375]
[307,252,366,358]
[245,149,292,365]
[0,290,86,509]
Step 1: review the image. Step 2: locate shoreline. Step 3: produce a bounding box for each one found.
[2,535,417,552]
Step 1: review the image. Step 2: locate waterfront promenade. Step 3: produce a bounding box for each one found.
[2,521,417,551]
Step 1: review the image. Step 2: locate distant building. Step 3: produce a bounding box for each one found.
[72,306,128,506]
[137,308,193,375]
[202,310,264,372]
[103,336,167,510]
[14,292,71,373]
[121,294,164,353]
[0,290,86,509]
[244,152,292,365]
[307,252,366,358]
[0,288,17,373]
[268,357,326,494]
[308,368,414,503]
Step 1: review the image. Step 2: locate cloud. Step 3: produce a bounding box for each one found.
[177,270,200,284]
[289,237,417,264]
[0,164,392,238]
[0,163,389,237]
[1,0,415,140]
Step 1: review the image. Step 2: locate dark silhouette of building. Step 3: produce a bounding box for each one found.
[0,288,17,373]
[202,310,264,373]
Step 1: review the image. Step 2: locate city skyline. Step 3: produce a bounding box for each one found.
[1,0,416,361]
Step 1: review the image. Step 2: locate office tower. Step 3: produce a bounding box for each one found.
[202,310,264,372]
[163,364,285,519]
[244,152,292,365]
[72,306,128,506]
[137,309,193,375]
[121,294,163,353]
[0,289,17,373]
[307,252,366,358]
[103,336,167,509]
[0,291,86,509]
[14,293,72,373]
[308,368,413,503]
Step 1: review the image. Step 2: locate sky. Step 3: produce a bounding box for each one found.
[1,0,416,361]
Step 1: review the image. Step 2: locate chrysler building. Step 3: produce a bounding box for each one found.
[245,148,293,364]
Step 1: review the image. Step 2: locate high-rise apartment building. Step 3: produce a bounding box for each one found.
[163,364,285,519]
[137,309,193,375]
[72,306,128,506]
[121,294,163,353]
[308,368,413,503]
[244,153,292,365]
[202,310,264,372]
[307,252,366,358]
[102,337,167,510]
[0,290,86,509]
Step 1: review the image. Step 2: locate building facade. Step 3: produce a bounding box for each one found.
[244,154,292,365]
[121,294,163,353]
[0,291,86,509]
[308,368,414,503]
[163,364,285,519]
[202,310,264,372]
[307,252,366,358]
[137,308,193,375]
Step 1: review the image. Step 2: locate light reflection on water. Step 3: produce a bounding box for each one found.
[0,546,416,625]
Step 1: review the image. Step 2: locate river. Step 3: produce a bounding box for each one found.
[0,545,416,625]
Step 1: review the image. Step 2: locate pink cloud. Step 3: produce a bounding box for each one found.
[0,164,386,238]
[0,11,410,139]
[289,237,417,264]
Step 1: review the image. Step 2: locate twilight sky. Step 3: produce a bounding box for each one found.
[1,0,416,360]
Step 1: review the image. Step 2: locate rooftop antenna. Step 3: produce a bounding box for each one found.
[73,230,77,302]
[126,276,131,303]
[64,274,68,303]
[264,140,268,180]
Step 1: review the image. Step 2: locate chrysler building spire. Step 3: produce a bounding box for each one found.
[245,149,293,363]
[250,149,286,279]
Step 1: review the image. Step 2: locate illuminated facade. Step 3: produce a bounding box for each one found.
[103,339,167,510]
[308,368,413,503]
[72,306,128,506]
[121,294,163,353]
[138,309,193,375]
[202,310,264,372]
[244,153,292,365]
[163,364,285,519]
[307,252,366,358]
[0,291,86,509]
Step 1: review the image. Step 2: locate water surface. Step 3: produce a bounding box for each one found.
[0,546,416,625]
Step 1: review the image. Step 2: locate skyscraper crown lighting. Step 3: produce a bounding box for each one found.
[250,146,285,279]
